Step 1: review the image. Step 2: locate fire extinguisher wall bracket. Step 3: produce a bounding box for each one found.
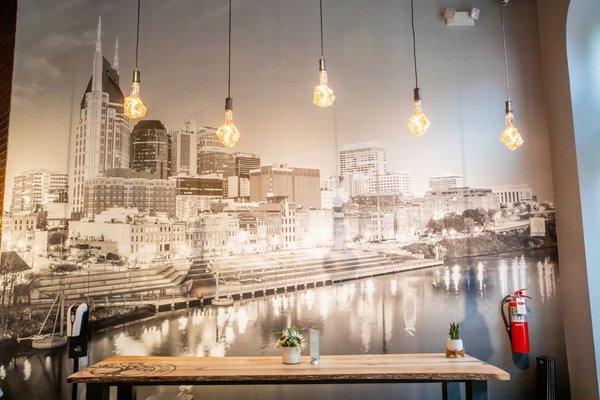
[501,295,512,337]
[500,290,531,354]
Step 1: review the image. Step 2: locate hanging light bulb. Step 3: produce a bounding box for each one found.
[216,0,240,148]
[124,70,147,120]
[499,101,523,151]
[124,0,148,120]
[407,0,430,137]
[313,0,335,108]
[216,98,240,148]
[407,88,430,136]
[499,0,523,150]
[313,58,335,108]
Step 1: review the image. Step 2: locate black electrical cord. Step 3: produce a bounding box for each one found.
[500,0,511,101]
[135,0,141,70]
[228,0,232,98]
[410,0,418,89]
[319,0,324,58]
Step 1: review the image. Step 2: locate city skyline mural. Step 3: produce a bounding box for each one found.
[0,1,568,400]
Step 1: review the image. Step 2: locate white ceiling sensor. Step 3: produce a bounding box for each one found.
[444,7,481,26]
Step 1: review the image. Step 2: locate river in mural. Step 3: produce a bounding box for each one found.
[0,248,568,400]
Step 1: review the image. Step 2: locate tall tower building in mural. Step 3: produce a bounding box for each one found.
[170,121,198,176]
[69,17,129,213]
[197,127,235,177]
[130,120,171,179]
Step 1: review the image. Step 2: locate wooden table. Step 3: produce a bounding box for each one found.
[67,354,509,400]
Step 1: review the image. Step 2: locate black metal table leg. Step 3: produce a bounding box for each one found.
[466,380,488,400]
[442,381,461,400]
[116,384,136,400]
[85,383,109,400]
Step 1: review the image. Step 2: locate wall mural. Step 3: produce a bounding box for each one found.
[0,1,568,399]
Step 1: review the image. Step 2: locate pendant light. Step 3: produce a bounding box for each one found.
[406,0,430,136]
[312,0,335,108]
[123,0,148,120]
[498,0,523,150]
[216,0,241,148]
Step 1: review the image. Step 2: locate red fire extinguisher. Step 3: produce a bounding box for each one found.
[500,289,531,354]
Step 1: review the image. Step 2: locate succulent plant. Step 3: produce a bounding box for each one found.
[448,322,461,340]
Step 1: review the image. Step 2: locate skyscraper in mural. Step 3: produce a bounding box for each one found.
[197,127,235,177]
[130,120,171,179]
[69,17,130,213]
[170,121,198,177]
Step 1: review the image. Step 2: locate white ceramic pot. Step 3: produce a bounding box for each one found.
[281,347,302,364]
[446,338,464,352]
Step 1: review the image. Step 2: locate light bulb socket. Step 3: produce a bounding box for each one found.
[225,97,233,111]
[413,87,422,102]
[318,57,326,72]
[132,69,141,83]
[505,100,513,114]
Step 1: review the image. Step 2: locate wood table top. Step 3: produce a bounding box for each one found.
[67,354,510,385]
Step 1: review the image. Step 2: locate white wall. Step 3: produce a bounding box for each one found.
[537,0,600,397]
[567,0,600,395]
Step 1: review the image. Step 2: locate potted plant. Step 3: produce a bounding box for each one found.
[446,322,464,355]
[275,326,305,364]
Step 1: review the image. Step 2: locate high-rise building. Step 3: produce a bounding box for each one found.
[70,18,129,213]
[198,152,235,177]
[197,127,222,151]
[130,120,171,179]
[347,174,370,197]
[292,167,321,209]
[233,152,260,176]
[170,121,198,176]
[368,171,413,198]
[10,170,68,216]
[197,128,235,177]
[171,175,224,197]
[82,169,176,217]
[338,142,387,177]
[249,165,320,209]
[227,175,251,199]
[428,174,465,191]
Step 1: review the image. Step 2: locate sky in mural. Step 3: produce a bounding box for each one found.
[6,0,554,202]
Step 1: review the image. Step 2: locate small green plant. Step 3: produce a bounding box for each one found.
[448,322,461,340]
[275,326,305,349]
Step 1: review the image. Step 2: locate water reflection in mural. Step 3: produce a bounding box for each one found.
[0,249,566,400]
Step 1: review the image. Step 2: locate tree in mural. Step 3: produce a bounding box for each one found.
[444,213,466,233]
[0,252,31,307]
[464,217,476,233]
[427,213,466,234]
[461,208,490,227]
[426,218,444,234]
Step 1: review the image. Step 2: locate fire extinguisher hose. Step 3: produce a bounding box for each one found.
[500,295,512,342]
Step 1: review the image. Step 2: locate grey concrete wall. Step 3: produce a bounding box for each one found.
[537,0,599,397]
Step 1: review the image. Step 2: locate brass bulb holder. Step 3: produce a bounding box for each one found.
[318,57,326,72]
[132,69,141,84]
[225,97,233,111]
[413,87,422,102]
